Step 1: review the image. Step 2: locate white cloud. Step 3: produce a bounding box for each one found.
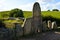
[36,0,54,2]
[0,0,60,11]
[50,2,60,10]
[0,0,8,11]
[0,0,6,3]
[39,3,48,10]
[36,0,51,11]
[18,0,49,11]
[36,0,54,4]
[18,0,60,11]
[19,2,34,11]
[0,0,7,6]
[0,0,35,11]
[35,0,60,11]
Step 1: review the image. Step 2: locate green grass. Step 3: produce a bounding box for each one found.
[24,11,60,19]
[23,11,33,18]
[4,19,23,28]
[0,11,60,19]
[42,11,60,19]
[0,11,10,18]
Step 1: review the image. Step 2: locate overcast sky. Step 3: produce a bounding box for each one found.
[0,0,60,11]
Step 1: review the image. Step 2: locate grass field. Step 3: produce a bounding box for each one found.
[0,11,60,19]
[0,11,10,18]
[23,11,60,19]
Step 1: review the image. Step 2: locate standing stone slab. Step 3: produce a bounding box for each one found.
[42,21,48,31]
[23,18,32,35]
[14,23,23,37]
[47,20,52,30]
[52,21,57,29]
[32,2,42,33]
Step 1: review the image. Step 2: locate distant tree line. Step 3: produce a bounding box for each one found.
[48,9,59,11]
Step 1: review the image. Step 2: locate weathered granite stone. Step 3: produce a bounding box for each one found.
[42,21,48,31]
[23,18,32,35]
[8,17,16,20]
[47,20,52,30]
[32,2,42,33]
[14,23,23,37]
[52,21,57,29]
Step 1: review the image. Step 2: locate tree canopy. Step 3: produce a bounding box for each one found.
[9,8,24,18]
[52,9,59,11]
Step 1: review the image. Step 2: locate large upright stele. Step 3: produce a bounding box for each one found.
[32,2,42,33]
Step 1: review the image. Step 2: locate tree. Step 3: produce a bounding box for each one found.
[9,8,24,17]
[48,10,50,11]
[52,9,59,11]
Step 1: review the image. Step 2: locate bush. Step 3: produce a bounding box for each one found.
[9,8,24,18]
[47,10,50,11]
[52,9,59,11]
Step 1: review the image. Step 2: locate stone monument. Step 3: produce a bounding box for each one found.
[52,21,57,29]
[47,20,52,30]
[23,18,32,35]
[32,2,42,33]
[42,21,48,31]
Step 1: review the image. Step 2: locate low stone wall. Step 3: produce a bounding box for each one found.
[0,28,15,40]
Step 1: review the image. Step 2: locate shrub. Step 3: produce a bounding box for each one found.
[47,10,50,11]
[52,9,59,11]
[9,8,24,18]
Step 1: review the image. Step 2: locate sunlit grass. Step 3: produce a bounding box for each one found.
[42,11,60,19]
[0,11,60,19]
[24,11,60,19]
[4,19,23,28]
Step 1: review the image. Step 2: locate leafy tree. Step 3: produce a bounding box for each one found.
[48,10,50,11]
[9,8,24,17]
[52,9,59,11]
